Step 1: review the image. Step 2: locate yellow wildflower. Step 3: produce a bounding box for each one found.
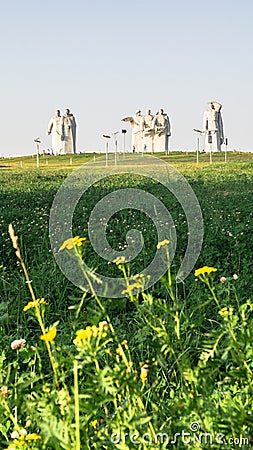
[140,364,149,383]
[218,306,233,319]
[24,298,48,311]
[74,322,108,346]
[122,283,142,295]
[132,273,145,281]
[90,419,99,429]
[98,321,108,329]
[40,327,57,342]
[113,256,126,265]
[121,339,128,347]
[218,307,228,316]
[74,326,94,345]
[157,239,170,249]
[60,236,88,251]
[76,327,93,340]
[91,325,99,337]
[194,266,217,277]
[25,433,41,441]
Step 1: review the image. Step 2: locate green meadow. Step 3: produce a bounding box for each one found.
[0,152,253,449]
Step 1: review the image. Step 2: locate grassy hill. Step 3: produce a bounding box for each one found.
[0,152,252,449]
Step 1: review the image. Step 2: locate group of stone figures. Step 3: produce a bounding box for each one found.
[122,101,224,153]
[47,109,76,154]
[47,100,224,155]
[122,108,171,153]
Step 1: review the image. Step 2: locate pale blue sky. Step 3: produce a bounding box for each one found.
[1,0,252,155]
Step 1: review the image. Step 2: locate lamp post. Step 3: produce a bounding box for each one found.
[193,129,203,165]
[112,131,119,167]
[34,138,41,168]
[102,134,111,167]
[224,137,228,163]
[122,129,127,157]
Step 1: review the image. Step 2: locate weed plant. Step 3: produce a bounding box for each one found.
[0,156,253,448]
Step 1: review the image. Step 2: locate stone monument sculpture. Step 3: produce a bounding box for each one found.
[122,107,171,152]
[203,101,224,152]
[47,110,63,155]
[61,108,77,154]
[152,108,171,152]
[122,110,143,152]
[143,109,154,152]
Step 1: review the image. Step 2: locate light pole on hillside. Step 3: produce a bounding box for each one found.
[112,131,119,167]
[102,134,111,167]
[34,138,41,168]
[122,129,127,157]
[193,129,204,164]
[224,137,228,163]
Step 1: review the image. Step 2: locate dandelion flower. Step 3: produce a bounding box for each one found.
[157,239,170,249]
[194,266,217,277]
[40,327,57,342]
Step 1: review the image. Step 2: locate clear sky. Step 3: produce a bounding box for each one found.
[1,0,252,156]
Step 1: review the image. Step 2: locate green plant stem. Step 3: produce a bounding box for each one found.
[80,258,131,370]
[73,359,80,450]
[1,397,21,432]
[9,226,59,389]
[166,247,175,301]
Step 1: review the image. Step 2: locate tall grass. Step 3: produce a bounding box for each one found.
[0,154,253,448]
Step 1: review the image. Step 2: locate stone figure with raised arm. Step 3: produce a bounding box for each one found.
[47,109,63,155]
[122,110,143,152]
[152,108,171,152]
[61,108,77,154]
[203,101,224,152]
[143,109,154,152]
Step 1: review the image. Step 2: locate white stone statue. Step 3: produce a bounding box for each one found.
[203,101,224,152]
[122,110,143,152]
[47,110,63,155]
[143,109,154,152]
[61,108,77,154]
[152,108,171,152]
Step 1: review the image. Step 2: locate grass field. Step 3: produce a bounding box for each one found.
[0,152,253,449]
